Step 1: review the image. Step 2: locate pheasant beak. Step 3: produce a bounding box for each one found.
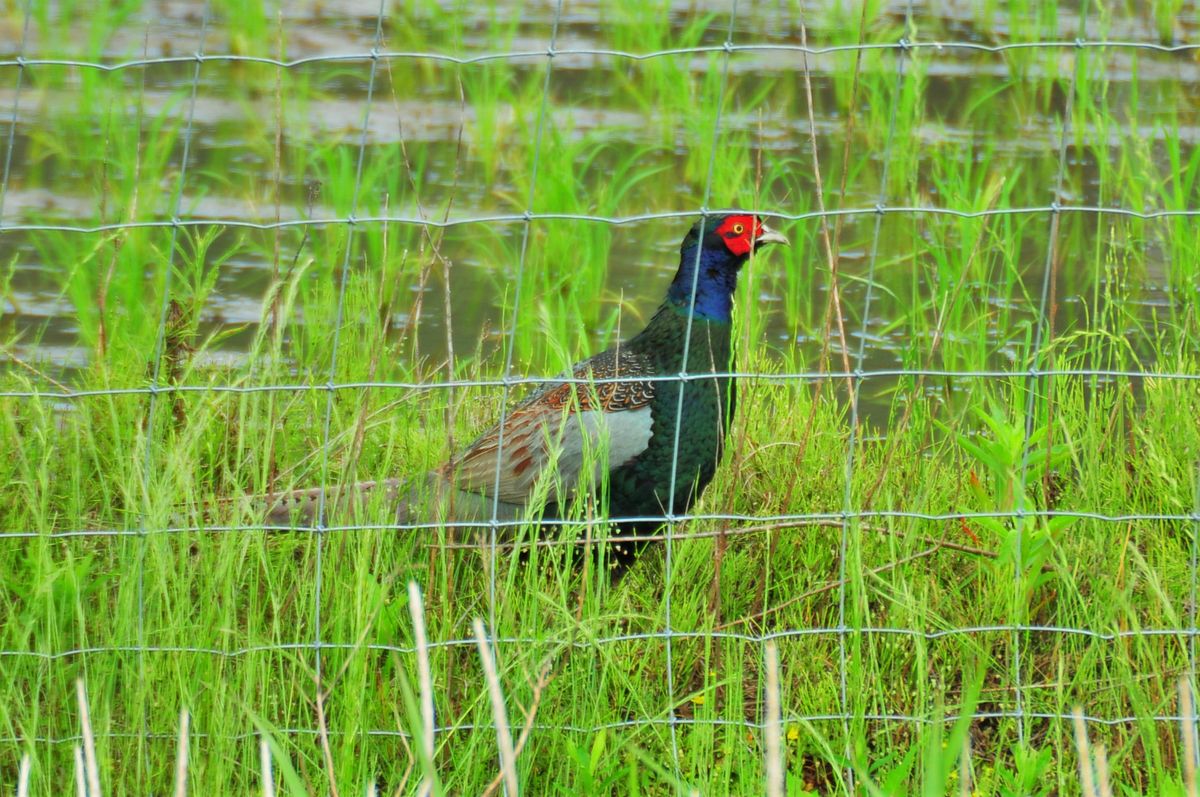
[753,223,790,249]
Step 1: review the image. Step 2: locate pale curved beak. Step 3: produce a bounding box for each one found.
[754,223,790,248]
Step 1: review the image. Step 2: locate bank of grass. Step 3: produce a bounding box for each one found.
[4,324,1200,795]
[3,0,1200,794]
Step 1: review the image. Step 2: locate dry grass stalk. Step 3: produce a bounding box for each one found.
[796,17,851,397]
[434,517,1003,562]
[16,752,30,797]
[408,582,437,797]
[1182,677,1198,797]
[314,681,341,797]
[482,659,554,797]
[174,708,190,797]
[959,735,971,797]
[1094,743,1113,797]
[76,679,101,797]
[260,735,275,797]
[0,347,71,393]
[73,746,86,797]
[721,544,942,631]
[764,641,784,797]
[1072,706,1096,797]
[474,618,518,796]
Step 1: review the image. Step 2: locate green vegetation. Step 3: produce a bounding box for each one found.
[2,0,1200,793]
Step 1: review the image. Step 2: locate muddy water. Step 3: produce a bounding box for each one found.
[2,2,1197,422]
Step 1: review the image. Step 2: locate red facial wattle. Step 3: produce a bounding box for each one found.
[714,214,763,257]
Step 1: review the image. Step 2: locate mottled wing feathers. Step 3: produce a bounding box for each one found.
[531,347,657,413]
[444,346,657,504]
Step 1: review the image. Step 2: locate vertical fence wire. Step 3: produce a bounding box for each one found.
[481,4,564,790]
[836,8,912,786]
[1192,458,1200,765]
[0,0,31,228]
[2,1,1200,789]
[313,0,388,704]
[0,0,32,786]
[1012,9,1086,747]
[486,0,565,644]
[661,1,740,777]
[137,3,211,786]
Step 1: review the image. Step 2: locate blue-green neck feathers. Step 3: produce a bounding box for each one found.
[665,243,744,322]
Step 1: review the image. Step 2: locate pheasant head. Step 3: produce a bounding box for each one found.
[667,213,789,321]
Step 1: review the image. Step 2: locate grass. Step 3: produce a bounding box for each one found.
[3,0,1200,794]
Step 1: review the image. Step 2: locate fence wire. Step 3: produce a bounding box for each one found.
[3,37,1200,73]
[3,204,1200,236]
[2,3,1200,790]
[836,2,912,783]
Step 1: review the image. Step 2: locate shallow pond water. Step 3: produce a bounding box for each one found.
[2,1,1198,425]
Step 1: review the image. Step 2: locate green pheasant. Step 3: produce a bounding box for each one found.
[258,214,788,535]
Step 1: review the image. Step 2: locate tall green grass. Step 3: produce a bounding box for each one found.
[3,1,1200,793]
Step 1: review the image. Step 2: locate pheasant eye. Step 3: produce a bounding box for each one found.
[732,223,744,234]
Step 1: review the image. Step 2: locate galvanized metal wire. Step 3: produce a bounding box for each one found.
[310,0,388,751]
[0,620,1195,661]
[2,10,1199,784]
[658,0,741,773]
[0,366,1195,401]
[2,37,1200,74]
[0,506,1196,540]
[836,2,913,783]
[1008,2,1087,749]
[479,3,566,789]
[2,204,1199,236]
[7,706,1200,748]
[135,3,211,782]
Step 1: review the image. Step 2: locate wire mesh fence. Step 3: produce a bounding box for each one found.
[3,0,1200,793]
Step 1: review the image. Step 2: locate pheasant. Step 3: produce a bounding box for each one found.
[255,214,788,537]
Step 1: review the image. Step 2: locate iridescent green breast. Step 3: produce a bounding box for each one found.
[603,307,736,521]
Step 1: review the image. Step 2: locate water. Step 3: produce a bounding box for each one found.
[2,1,1198,424]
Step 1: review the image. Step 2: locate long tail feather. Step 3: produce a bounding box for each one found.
[258,478,407,525]
[192,473,528,530]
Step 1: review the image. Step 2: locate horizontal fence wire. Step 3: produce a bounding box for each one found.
[2,37,1200,73]
[1,623,1198,661]
[2,22,1200,773]
[7,708,1198,748]
[1,205,1199,235]
[1,508,1198,539]
[0,368,1197,400]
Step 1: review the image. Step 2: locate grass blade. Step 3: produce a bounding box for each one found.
[1094,743,1113,797]
[76,680,101,797]
[473,617,518,796]
[174,708,190,797]
[1182,678,1197,797]
[260,735,274,797]
[764,641,783,797]
[73,746,85,797]
[1073,707,1096,797]
[408,581,436,797]
[16,753,30,797]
